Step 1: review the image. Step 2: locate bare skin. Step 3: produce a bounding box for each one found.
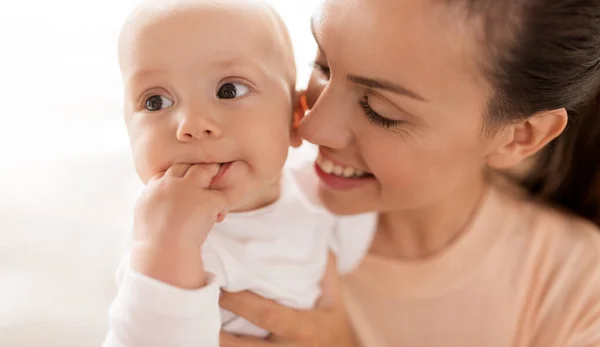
[303,0,566,259]
[118,0,300,288]
[220,0,568,345]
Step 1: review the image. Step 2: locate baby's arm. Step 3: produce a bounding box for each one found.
[102,261,221,347]
[102,164,228,347]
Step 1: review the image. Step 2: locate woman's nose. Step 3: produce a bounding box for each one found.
[176,108,223,142]
[298,84,352,149]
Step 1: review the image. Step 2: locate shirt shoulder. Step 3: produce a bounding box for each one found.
[500,190,600,346]
[511,194,600,269]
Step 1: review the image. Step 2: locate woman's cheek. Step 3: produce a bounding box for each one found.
[367,137,427,187]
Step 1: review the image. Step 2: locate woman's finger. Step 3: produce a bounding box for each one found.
[219,332,273,347]
[219,291,314,339]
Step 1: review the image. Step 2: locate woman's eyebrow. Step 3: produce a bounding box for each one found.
[310,15,426,103]
[348,75,428,102]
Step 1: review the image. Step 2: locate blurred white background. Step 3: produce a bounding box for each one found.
[0,1,319,346]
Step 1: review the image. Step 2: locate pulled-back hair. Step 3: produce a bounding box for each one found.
[448,0,600,226]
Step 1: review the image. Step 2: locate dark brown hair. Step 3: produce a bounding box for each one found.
[455,0,600,226]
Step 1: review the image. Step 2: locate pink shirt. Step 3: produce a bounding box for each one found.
[344,186,600,347]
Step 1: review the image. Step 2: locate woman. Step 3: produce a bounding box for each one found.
[219,0,600,345]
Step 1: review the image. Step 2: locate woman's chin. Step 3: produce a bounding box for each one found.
[317,184,374,216]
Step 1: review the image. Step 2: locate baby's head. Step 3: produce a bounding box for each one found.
[119,0,299,211]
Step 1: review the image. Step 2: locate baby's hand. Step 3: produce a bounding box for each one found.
[134,163,228,246]
[130,163,229,289]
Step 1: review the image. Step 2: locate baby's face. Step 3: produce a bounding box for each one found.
[120,1,297,211]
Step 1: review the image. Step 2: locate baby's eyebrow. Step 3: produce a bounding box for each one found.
[212,58,270,80]
[127,69,163,82]
[123,69,169,92]
[214,57,247,69]
[214,57,265,71]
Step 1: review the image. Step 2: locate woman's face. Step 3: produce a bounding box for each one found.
[301,0,502,215]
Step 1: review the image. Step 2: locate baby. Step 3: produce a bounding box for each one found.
[104,0,375,345]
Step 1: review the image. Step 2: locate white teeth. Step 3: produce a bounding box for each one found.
[333,165,344,176]
[316,153,369,178]
[343,167,355,178]
[316,155,324,165]
[320,159,334,174]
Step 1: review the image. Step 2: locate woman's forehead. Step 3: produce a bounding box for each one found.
[314,0,476,65]
[312,0,492,123]
[313,0,487,98]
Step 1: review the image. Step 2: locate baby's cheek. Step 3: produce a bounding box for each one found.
[258,135,289,171]
[132,134,167,184]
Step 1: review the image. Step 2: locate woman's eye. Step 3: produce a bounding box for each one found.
[217,82,250,100]
[359,96,402,130]
[312,62,331,80]
[145,95,174,111]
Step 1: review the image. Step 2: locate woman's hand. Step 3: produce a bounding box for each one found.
[219,254,360,347]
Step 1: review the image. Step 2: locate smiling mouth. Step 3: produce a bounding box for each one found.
[315,153,374,179]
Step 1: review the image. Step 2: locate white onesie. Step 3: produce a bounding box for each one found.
[103,161,376,346]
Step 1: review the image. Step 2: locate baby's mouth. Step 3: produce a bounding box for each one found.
[211,161,234,184]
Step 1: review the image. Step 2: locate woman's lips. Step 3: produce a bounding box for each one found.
[314,153,375,190]
[316,152,373,178]
[314,164,375,190]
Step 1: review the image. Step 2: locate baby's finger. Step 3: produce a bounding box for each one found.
[216,212,228,223]
[186,163,221,188]
[205,190,229,219]
[147,171,165,183]
[165,164,193,178]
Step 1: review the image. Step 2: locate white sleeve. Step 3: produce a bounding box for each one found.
[329,213,377,274]
[102,261,221,347]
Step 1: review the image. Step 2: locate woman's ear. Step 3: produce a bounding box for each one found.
[486,108,568,169]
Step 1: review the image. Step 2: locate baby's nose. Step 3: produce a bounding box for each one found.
[176,111,223,142]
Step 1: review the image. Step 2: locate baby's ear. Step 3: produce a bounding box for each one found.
[289,90,306,148]
[290,127,303,148]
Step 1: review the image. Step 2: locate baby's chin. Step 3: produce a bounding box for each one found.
[205,160,282,212]
[223,179,282,213]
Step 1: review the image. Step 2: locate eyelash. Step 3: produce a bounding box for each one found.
[311,61,331,78]
[311,62,402,131]
[138,91,167,108]
[359,96,402,130]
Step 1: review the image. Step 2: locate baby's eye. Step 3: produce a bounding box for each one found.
[145,95,174,111]
[217,82,250,100]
